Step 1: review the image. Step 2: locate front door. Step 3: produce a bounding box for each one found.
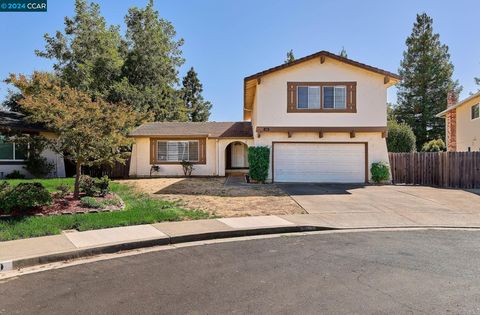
[231,143,246,168]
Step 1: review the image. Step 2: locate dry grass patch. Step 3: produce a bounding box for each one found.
[118,177,305,217]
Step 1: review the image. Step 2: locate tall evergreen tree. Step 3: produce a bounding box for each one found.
[180,67,212,122]
[396,13,461,150]
[339,47,348,58]
[119,0,186,121]
[35,0,125,99]
[284,49,295,64]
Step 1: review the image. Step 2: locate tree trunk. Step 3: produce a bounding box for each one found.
[74,161,82,199]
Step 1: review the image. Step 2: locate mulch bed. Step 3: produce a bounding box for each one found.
[0,193,125,218]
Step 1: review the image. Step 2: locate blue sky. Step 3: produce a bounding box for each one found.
[0,0,479,121]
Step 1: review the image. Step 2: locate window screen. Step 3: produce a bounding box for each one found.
[157,140,199,162]
[297,86,320,109]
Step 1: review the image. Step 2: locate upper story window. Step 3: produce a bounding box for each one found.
[287,82,356,113]
[472,103,479,120]
[0,136,28,161]
[323,86,346,109]
[297,86,320,109]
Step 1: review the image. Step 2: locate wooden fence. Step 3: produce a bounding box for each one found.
[66,158,131,179]
[388,152,480,189]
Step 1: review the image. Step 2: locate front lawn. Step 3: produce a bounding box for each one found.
[0,178,211,241]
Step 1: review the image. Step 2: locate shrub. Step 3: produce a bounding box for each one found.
[53,184,70,199]
[0,182,52,214]
[5,170,26,179]
[248,146,270,183]
[96,176,111,196]
[80,196,102,208]
[181,160,194,177]
[421,139,446,152]
[24,155,54,178]
[0,181,9,192]
[78,175,111,197]
[79,175,97,196]
[387,121,416,152]
[370,162,390,183]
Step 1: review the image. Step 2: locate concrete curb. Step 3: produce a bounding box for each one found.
[4,224,480,272]
[3,225,335,271]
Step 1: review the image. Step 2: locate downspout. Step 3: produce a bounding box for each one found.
[215,139,219,176]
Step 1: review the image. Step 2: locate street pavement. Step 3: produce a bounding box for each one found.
[1,229,480,314]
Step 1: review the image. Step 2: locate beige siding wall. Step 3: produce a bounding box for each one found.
[129,137,218,177]
[455,98,480,151]
[253,58,388,129]
[254,131,389,182]
[129,137,255,177]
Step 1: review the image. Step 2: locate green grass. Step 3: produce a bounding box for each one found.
[0,178,211,241]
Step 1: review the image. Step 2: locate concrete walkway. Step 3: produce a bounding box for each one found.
[3,209,480,273]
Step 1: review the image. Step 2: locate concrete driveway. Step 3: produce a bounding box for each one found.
[280,184,480,228]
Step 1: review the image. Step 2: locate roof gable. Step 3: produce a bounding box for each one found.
[436,92,480,117]
[243,50,400,120]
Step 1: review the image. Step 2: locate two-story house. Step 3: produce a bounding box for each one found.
[128,51,400,183]
[436,91,480,152]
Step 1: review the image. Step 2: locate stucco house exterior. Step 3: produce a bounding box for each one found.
[129,50,400,183]
[436,92,480,152]
[0,110,65,179]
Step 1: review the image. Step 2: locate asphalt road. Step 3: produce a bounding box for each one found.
[1,230,480,314]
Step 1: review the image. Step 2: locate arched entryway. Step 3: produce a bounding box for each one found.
[225,141,249,172]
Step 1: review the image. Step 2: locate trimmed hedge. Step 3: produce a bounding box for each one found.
[248,146,270,183]
[387,120,416,152]
[370,162,390,183]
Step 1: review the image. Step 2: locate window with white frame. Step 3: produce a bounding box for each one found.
[323,86,347,109]
[297,86,320,109]
[157,140,199,162]
[0,136,28,161]
[472,103,479,120]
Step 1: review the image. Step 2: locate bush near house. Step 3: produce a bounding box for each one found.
[387,120,416,153]
[370,162,390,183]
[421,139,446,152]
[248,146,270,183]
[5,170,25,179]
[181,160,194,177]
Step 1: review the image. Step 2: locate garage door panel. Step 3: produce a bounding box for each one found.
[273,143,365,183]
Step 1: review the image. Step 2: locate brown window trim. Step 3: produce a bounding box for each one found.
[287,82,357,113]
[150,138,207,165]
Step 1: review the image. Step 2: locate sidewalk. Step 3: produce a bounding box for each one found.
[3,212,480,272]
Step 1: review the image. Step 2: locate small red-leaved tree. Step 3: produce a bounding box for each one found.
[8,72,143,198]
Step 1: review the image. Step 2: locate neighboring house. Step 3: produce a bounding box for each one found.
[129,50,400,183]
[0,110,65,178]
[436,92,480,152]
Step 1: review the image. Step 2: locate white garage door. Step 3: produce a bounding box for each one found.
[273,143,366,183]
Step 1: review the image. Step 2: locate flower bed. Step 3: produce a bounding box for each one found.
[0,175,124,217]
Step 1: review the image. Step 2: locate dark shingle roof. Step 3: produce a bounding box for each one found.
[244,50,401,81]
[129,121,253,138]
[0,111,47,133]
